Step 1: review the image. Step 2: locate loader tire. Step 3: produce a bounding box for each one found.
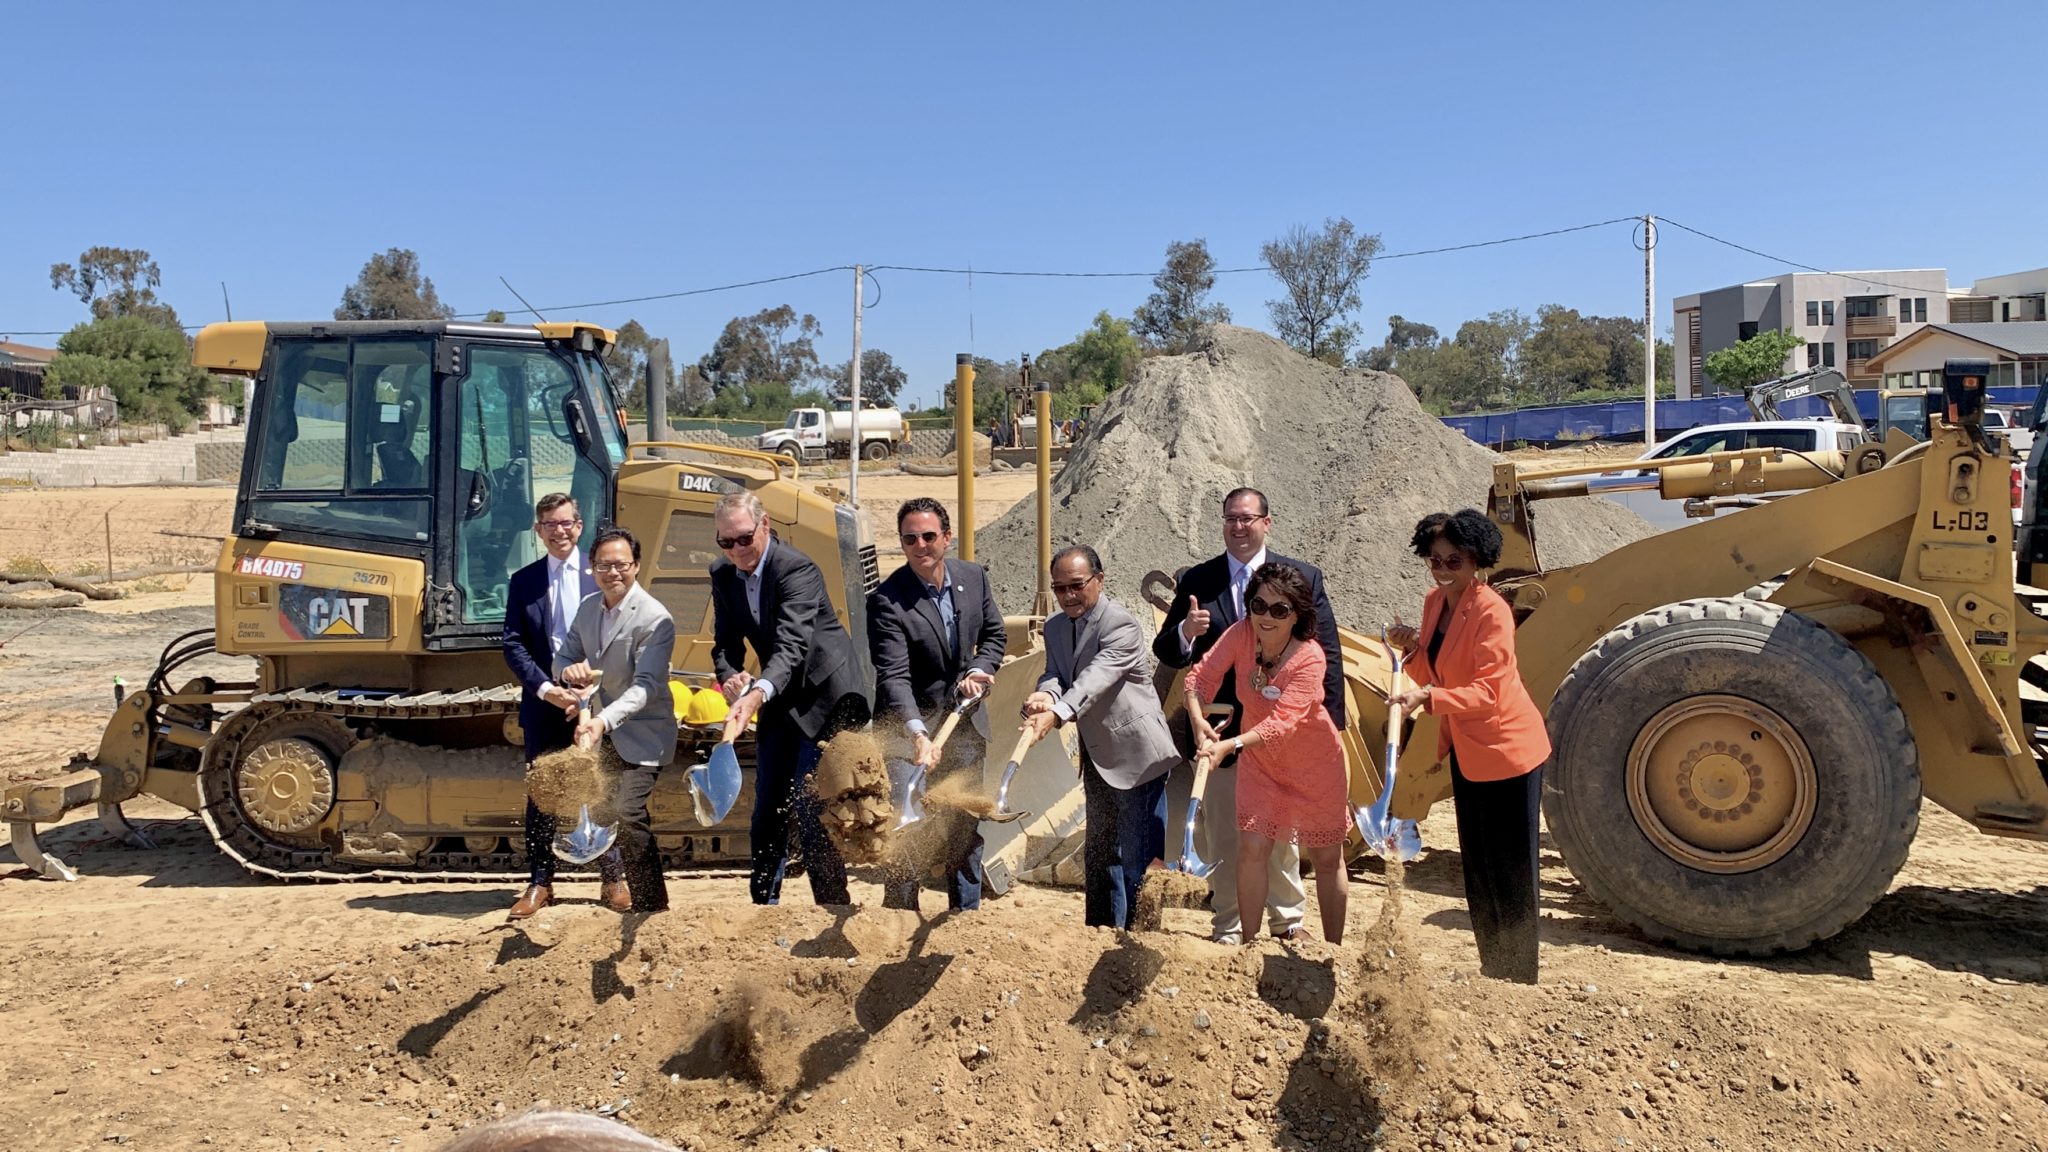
[1544,597,1919,956]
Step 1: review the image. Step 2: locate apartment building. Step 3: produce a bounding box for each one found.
[1671,270,1948,398]
[1949,267,2048,324]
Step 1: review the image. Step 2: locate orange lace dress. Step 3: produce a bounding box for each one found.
[1187,621,1350,846]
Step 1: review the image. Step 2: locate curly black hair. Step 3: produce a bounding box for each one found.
[1409,509,1502,569]
[1243,562,1318,641]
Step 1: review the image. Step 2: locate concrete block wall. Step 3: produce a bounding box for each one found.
[0,426,247,487]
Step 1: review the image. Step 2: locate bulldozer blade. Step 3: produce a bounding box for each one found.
[688,741,743,827]
[7,820,79,882]
[886,759,928,831]
[553,805,619,865]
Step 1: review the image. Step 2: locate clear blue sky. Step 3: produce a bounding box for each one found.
[3,1,2040,408]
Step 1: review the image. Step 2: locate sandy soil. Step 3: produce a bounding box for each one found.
[3,477,2048,1151]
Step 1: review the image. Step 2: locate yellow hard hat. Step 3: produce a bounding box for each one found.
[686,686,730,727]
[669,680,691,718]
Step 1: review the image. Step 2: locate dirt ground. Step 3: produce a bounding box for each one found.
[3,475,2047,1152]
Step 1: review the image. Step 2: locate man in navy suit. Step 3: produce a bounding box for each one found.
[710,488,871,906]
[867,497,1007,911]
[1152,487,1346,944]
[501,492,629,919]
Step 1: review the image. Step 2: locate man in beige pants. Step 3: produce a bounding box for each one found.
[1152,488,1347,942]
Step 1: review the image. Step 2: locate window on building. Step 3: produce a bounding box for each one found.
[1822,342,1836,367]
[2004,302,2012,322]
[1806,300,1819,326]
[1807,343,1820,368]
[1914,297,1928,323]
[1847,340,1880,362]
[1738,321,1759,341]
[1846,298,1883,318]
[1822,301,1835,325]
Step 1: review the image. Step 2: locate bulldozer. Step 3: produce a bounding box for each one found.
[2,319,926,881]
[1362,357,2048,956]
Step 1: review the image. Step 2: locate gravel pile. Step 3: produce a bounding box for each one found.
[976,326,1653,628]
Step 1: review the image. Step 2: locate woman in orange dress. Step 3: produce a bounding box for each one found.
[1387,509,1551,983]
[1185,562,1350,943]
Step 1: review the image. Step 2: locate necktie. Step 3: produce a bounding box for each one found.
[1231,567,1248,618]
[550,565,570,653]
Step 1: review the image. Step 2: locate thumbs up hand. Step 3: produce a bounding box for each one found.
[1181,596,1213,643]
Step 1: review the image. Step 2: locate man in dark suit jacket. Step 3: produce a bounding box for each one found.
[501,493,628,919]
[710,489,871,906]
[868,497,1006,911]
[1151,486,1346,944]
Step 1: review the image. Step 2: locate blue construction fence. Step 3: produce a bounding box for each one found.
[1443,388,2040,448]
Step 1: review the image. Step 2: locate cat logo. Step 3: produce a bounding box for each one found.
[306,595,373,637]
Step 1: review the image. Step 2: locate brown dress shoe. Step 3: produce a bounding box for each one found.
[600,879,634,913]
[508,884,553,920]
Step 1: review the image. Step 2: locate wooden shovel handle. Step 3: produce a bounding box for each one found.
[1001,726,1039,767]
[928,704,970,759]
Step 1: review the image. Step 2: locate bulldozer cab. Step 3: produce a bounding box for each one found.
[217,320,626,648]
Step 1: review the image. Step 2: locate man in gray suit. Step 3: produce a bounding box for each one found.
[1023,545,1180,929]
[557,525,679,914]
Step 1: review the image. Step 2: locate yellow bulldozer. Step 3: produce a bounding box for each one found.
[3,319,914,880]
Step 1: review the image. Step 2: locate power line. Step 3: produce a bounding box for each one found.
[1656,217,1946,298]
[446,265,854,319]
[866,216,1643,280]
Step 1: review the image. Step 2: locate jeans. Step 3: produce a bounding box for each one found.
[751,722,850,906]
[1082,766,1167,929]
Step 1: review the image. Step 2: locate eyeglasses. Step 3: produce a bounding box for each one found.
[1245,596,1296,619]
[1051,574,1100,596]
[1426,554,1467,571]
[1222,514,1266,527]
[900,531,942,546]
[537,517,582,533]
[592,561,636,574]
[716,527,758,551]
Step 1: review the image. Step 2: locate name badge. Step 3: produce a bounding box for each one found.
[1261,685,1283,700]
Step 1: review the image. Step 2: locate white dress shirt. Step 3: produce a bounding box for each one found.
[539,549,586,699]
[739,535,779,703]
[1180,547,1267,652]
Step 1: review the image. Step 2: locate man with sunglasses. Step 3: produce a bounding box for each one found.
[1024,545,1180,929]
[501,493,632,919]
[867,497,1007,911]
[1151,487,1346,944]
[709,489,869,906]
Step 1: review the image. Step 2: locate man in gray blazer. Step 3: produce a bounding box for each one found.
[1023,545,1180,928]
[557,525,679,914]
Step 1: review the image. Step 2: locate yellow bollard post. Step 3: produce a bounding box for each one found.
[955,353,975,562]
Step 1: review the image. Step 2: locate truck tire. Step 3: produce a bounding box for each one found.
[779,445,802,467]
[862,439,891,461]
[1544,597,1920,956]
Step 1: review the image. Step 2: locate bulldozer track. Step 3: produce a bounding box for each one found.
[194,690,748,883]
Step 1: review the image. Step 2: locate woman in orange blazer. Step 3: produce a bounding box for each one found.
[1387,509,1551,983]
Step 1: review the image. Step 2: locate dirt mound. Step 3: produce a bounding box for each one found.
[226,901,1411,1152]
[976,326,1654,627]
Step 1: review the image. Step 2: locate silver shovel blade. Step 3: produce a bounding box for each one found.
[687,741,743,827]
[885,758,928,830]
[1174,800,1214,878]
[1352,804,1423,862]
[554,804,619,865]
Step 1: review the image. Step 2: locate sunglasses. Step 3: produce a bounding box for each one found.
[1426,553,1466,571]
[716,528,758,551]
[900,531,943,546]
[1051,574,1099,596]
[1245,596,1296,619]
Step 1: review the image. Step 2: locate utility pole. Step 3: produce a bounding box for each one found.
[1643,214,1657,446]
[849,264,863,506]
